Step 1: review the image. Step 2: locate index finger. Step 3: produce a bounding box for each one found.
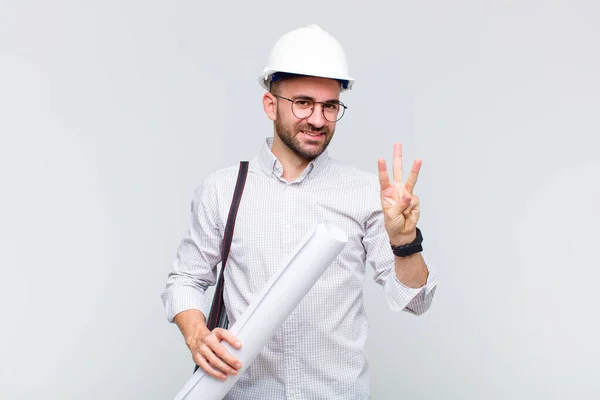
[213,329,243,368]
[217,328,242,349]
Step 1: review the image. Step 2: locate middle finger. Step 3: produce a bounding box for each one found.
[202,345,238,376]
[393,143,403,184]
[212,341,242,371]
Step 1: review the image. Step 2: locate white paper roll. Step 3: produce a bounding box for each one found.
[173,220,348,400]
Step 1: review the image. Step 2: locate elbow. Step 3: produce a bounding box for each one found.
[401,286,437,316]
[403,303,432,316]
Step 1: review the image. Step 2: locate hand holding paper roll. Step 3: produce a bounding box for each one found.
[174,310,244,381]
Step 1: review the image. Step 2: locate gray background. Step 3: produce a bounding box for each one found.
[1,1,599,399]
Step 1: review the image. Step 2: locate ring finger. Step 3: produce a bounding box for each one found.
[196,353,227,381]
[202,346,238,377]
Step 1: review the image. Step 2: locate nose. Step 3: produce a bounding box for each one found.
[306,103,327,128]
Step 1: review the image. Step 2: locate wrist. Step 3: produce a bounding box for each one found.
[174,309,207,339]
[390,228,424,258]
[389,230,417,246]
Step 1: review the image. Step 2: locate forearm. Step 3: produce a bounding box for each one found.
[394,252,428,288]
[389,230,429,288]
[174,309,208,344]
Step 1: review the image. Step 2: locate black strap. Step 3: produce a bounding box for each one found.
[206,161,249,331]
[194,161,248,374]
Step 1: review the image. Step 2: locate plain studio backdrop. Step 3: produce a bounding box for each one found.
[1,1,598,399]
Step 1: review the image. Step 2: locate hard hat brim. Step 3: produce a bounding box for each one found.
[259,69,355,92]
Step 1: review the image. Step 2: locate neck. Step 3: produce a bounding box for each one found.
[271,134,311,182]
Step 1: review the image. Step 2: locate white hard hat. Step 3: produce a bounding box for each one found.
[259,24,355,92]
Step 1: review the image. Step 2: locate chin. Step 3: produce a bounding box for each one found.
[298,145,326,160]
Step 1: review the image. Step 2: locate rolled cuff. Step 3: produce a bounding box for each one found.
[161,285,207,323]
[384,257,439,315]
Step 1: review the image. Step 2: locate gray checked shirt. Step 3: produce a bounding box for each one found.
[161,137,439,399]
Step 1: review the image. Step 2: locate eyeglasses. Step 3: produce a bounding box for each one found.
[273,94,347,122]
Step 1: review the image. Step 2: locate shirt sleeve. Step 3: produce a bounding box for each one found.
[160,178,223,322]
[362,204,439,316]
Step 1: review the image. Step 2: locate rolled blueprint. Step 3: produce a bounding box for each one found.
[173,220,348,400]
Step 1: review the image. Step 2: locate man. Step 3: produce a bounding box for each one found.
[161,24,439,399]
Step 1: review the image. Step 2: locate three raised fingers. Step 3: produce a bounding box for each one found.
[379,145,422,194]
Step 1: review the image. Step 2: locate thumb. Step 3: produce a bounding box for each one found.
[397,190,412,211]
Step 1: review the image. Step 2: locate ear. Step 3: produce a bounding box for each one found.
[262,92,277,121]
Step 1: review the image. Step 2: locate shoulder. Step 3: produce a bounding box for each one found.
[324,158,383,223]
[327,157,380,191]
[203,163,244,187]
[192,161,251,201]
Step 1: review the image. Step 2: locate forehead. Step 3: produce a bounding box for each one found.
[278,76,341,99]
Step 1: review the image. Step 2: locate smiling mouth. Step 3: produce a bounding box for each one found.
[301,131,324,137]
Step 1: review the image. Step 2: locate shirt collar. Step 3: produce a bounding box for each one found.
[258,136,330,183]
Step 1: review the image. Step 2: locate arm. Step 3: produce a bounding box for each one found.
[363,208,438,315]
[161,178,243,379]
[368,142,440,315]
[393,244,428,288]
[161,180,222,323]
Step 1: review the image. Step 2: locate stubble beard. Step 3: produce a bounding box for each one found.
[274,107,334,161]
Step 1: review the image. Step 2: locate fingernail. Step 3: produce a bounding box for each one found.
[235,341,241,347]
[235,363,242,369]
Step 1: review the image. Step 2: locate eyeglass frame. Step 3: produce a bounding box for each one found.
[272,94,348,122]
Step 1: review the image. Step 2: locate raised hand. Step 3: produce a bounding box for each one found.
[377,143,422,246]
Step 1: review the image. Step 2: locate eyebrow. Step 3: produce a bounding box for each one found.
[293,94,341,103]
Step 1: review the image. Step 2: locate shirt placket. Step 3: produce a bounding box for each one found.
[280,181,302,399]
